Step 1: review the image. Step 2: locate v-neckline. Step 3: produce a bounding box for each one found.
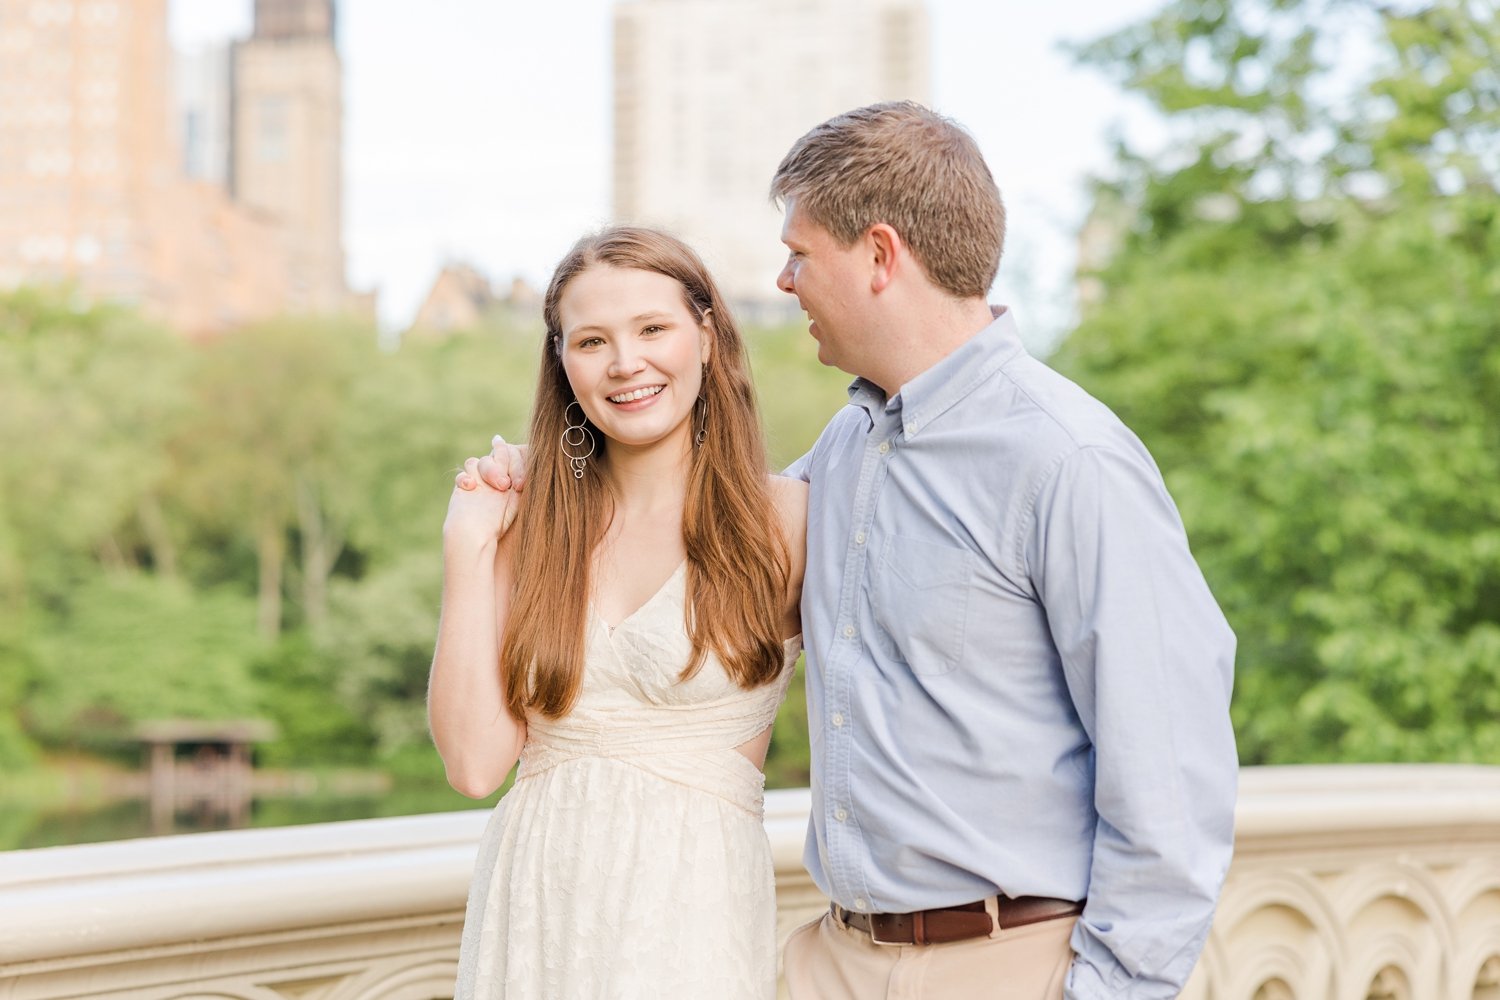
[593,559,688,636]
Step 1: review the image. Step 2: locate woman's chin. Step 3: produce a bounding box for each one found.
[598,418,694,455]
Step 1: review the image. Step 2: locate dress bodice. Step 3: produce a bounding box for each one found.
[517,562,800,812]
[458,562,792,998]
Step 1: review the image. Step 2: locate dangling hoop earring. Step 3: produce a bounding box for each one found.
[694,367,709,446]
[560,401,596,479]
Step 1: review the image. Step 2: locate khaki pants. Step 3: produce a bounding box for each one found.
[783,899,1077,1000]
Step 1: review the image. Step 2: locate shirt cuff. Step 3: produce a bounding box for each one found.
[1065,957,1179,1000]
[1064,957,1116,1000]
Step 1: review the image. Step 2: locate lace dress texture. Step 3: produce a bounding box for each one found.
[455,561,800,999]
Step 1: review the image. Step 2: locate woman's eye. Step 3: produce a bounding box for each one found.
[578,337,603,349]
[642,324,665,335]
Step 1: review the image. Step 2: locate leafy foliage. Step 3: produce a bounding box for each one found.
[24,575,261,752]
[1057,0,1500,763]
[0,298,844,792]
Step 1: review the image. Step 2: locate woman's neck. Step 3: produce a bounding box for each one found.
[600,430,694,519]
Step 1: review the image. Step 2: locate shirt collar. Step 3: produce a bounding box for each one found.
[846,306,1025,438]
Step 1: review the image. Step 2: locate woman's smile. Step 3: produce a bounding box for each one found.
[607,384,666,408]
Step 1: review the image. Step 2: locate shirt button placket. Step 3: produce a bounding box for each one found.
[830,421,891,905]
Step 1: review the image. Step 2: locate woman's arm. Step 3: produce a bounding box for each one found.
[731,475,809,770]
[768,474,808,638]
[427,458,527,798]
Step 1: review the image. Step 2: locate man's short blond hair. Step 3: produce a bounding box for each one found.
[770,101,1005,300]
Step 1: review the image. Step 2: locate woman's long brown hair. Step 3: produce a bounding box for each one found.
[500,227,790,720]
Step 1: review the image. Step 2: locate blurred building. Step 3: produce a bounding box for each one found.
[176,44,232,187]
[611,0,930,316]
[409,263,540,337]
[0,0,357,336]
[232,0,349,316]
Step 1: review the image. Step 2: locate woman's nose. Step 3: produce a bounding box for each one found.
[607,345,645,378]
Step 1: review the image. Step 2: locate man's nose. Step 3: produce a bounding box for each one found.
[776,259,796,295]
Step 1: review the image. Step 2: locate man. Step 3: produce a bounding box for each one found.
[470,101,1237,999]
[768,102,1236,999]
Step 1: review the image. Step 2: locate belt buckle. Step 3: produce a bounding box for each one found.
[867,913,908,948]
[834,904,908,947]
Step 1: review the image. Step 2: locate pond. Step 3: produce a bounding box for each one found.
[0,779,502,853]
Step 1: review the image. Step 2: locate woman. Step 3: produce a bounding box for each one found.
[430,227,806,999]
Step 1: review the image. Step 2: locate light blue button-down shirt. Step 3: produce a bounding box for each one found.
[787,308,1237,998]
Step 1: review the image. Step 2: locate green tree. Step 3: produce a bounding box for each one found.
[1056,0,1500,763]
[24,573,261,752]
[314,324,540,760]
[0,290,189,601]
[0,285,848,791]
[0,291,191,763]
[170,318,378,640]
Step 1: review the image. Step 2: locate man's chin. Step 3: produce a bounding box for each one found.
[818,353,861,383]
[810,332,854,374]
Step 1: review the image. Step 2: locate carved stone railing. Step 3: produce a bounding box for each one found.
[1185,766,1500,1000]
[2,766,1498,1000]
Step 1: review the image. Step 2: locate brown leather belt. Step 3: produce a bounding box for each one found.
[834,895,1084,946]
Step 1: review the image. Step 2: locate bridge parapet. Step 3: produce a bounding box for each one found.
[1,767,1498,999]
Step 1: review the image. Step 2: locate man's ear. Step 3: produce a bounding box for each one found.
[868,224,902,293]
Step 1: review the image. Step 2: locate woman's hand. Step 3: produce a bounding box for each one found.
[444,452,521,546]
[456,434,529,494]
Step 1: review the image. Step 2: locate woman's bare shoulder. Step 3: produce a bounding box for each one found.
[767,473,809,515]
[767,474,808,552]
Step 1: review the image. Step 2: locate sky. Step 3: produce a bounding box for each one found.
[169,0,1168,346]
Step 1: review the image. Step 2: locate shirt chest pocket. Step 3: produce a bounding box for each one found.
[871,536,973,675]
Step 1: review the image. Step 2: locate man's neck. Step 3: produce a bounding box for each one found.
[866,297,999,397]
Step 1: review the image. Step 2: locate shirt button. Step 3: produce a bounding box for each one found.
[878,441,891,455]
[835,807,848,822]
[854,531,866,545]
[831,712,844,727]
[842,624,855,639]
[855,898,868,910]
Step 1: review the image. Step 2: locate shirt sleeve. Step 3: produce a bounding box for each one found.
[781,448,813,482]
[1025,444,1238,999]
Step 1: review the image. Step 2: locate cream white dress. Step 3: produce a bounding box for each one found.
[455,561,799,999]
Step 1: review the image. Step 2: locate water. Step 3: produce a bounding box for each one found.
[1,783,502,852]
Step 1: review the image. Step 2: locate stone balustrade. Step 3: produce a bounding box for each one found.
[1,765,1498,999]
[1186,766,1500,1000]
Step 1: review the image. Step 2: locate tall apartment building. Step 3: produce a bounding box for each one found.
[0,0,292,334]
[0,0,356,335]
[232,0,347,315]
[176,44,232,187]
[612,0,930,312]
[0,0,169,307]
